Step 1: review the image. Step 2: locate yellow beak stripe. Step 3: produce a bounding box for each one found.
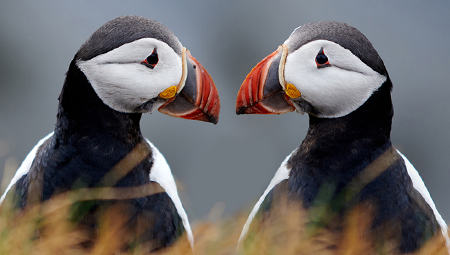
[278,44,288,90]
[159,86,178,99]
[176,47,188,93]
[278,44,301,99]
[285,83,301,98]
[158,47,188,99]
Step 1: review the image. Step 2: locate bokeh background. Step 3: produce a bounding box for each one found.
[0,1,449,222]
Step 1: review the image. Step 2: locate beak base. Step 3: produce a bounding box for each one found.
[159,51,220,124]
[236,47,294,115]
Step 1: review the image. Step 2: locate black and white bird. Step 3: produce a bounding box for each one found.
[236,21,449,253]
[0,15,220,251]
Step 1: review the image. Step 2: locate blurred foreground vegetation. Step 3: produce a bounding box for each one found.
[0,192,448,255]
[0,145,447,254]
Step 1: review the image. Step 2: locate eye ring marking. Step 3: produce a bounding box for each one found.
[141,48,159,69]
[316,47,330,68]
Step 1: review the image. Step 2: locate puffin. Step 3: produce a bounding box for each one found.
[0,15,220,252]
[236,21,449,253]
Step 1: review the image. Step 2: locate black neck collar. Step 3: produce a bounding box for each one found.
[54,59,143,147]
[287,79,394,203]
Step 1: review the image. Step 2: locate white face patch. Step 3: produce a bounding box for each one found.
[77,38,183,113]
[284,40,387,118]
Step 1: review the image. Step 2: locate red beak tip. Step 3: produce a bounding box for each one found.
[236,106,247,115]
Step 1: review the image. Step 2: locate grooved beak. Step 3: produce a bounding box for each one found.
[159,50,220,124]
[236,45,294,115]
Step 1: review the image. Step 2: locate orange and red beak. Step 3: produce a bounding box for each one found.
[159,50,220,124]
[236,45,295,115]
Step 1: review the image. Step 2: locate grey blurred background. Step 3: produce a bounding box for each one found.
[0,1,449,222]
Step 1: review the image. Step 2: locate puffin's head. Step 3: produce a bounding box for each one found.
[76,15,220,124]
[236,21,388,118]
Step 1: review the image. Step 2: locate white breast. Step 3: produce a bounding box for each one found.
[398,150,450,253]
[0,132,54,204]
[238,148,296,244]
[0,133,194,249]
[146,139,194,248]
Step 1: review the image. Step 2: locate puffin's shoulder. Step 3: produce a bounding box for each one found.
[0,132,54,203]
[145,138,194,248]
[238,148,297,243]
[397,150,450,247]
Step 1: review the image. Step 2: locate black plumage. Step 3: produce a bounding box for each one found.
[237,21,447,253]
[12,48,182,252]
[0,15,223,252]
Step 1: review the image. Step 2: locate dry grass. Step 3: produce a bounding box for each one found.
[239,203,449,255]
[0,193,448,255]
[1,145,447,254]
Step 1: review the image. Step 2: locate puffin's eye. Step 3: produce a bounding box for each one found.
[141,49,159,69]
[316,48,330,68]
